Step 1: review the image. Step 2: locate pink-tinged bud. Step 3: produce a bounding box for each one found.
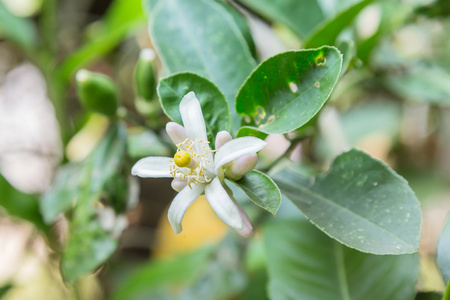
[171,178,187,192]
[166,122,187,145]
[233,203,253,237]
[225,153,257,181]
[215,131,232,149]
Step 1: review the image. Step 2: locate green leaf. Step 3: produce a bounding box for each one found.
[0,176,48,233]
[57,0,145,80]
[337,40,355,77]
[384,66,450,107]
[213,0,256,57]
[88,123,127,193]
[272,149,422,254]
[236,126,268,140]
[40,163,85,224]
[111,246,213,300]
[0,283,12,298]
[158,72,231,146]
[237,0,325,39]
[230,170,281,216]
[236,47,342,134]
[264,218,419,300]
[304,0,374,48]
[149,0,256,130]
[437,215,450,284]
[0,2,37,50]
[61,218,117,284]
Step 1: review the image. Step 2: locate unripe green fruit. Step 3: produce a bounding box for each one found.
[134,48,157,101]
[76,69,119,116]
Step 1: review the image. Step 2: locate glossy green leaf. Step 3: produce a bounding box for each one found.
[0,176,47,233]
[111,246,213,300]
[264,218,419,300]
[149,0,256,129]
[236,46,342,134]
[272,149,422,254]
[236,126,268,140]
[237,0,324,39]
[57,0,145,80]
[0,2,37,50]
[304,0,374,48]
[158,72,231,146]
[230,170,281,216]
[384,66,450,107]
[61,218,117,284]
[437,215,450,284]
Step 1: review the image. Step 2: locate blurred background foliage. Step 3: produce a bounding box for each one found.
[0,0,450,299]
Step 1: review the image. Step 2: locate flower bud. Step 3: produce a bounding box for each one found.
[171,178,187,192]
[76,69,119,116]
[134,48,157,101]
[215,131,232,149]
[225,153,257,181]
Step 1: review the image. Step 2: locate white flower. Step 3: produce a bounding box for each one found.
[131,92,266,236]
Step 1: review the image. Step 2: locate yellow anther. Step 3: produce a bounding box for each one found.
[174,150,191,168]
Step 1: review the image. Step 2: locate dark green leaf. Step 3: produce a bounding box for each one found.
[158,72,231,146]
[230,170,281,216]
[272,149,422,254]
[0,176,48,233]
[111,247,213,300]
[236,127,268,140]
[149,0,256,130]
[264,218,419,300]
[0,283,12,298]
[88,123,127,193]
[0,2,37,50]
[61,218,117,284]
[40,163,85,224]
[236,46,342,134]
[437,214,450,284]
[304,0,374,48]
[237,0,324,39]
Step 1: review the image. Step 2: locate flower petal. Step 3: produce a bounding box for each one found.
[179,92,208,142]
[131,157,173,178]
[234,203,253,237]
[168,184,205,234]
[204,177,243,230]
[214,137,266,174]
[166,122,187,145]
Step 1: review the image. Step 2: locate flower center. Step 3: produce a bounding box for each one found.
[173,150,191,167]
[169,138,217,188]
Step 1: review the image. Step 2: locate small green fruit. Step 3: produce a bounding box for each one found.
[76,69,119,116]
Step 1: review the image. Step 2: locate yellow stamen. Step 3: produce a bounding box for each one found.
[174,150,191,168]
